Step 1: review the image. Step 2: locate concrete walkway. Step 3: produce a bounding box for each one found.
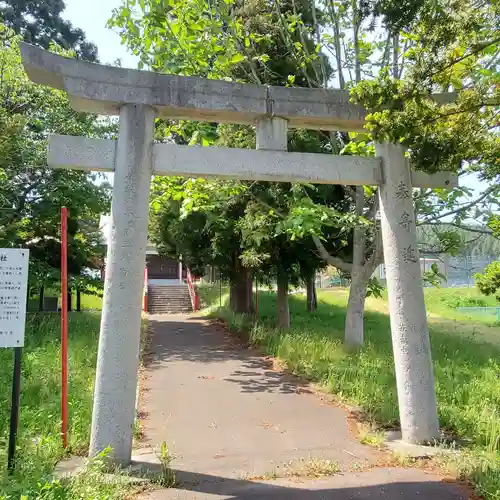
[137,316,470,499]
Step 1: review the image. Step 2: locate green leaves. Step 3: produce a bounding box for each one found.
[350,1,499,181]
[433,230,464,256]
[422,263,447,288]
[109,0,248,79]
[111,0,499,306]
[109,0,331,89]
[276,197,354,241]
[366,277,385,298]
[230,53,246,64]
[475,261,500,302]
[340,138,375,157]
[488,216,500,238]
[0,26,113,288]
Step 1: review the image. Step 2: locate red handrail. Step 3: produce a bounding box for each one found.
[186,268,199,312]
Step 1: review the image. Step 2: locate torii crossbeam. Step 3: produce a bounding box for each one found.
[48,134,456,188]
[21,42,453,465]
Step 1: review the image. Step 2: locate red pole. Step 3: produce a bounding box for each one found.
[61,207,68,449]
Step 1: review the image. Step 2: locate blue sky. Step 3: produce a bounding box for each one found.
[62,0,136,198]
[62,0,138,68]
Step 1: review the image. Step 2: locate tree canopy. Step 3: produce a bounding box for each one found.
[115,0,347,324]
[0,25,113,297]
[0,0,98,61]
[475,261,500,302]
[110,0,499,337]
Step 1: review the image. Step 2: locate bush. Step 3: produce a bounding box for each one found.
[475,262,500,302]
[439,294,487,308]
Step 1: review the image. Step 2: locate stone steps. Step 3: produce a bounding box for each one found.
[147,285,193,314]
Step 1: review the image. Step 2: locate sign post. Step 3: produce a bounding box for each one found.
[8,347,22,472]
[0,248,29,472]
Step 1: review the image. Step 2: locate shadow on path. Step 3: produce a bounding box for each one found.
[144,316,309,395]
[137,467,468,499]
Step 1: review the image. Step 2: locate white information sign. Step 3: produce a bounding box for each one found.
[0,249,29,348]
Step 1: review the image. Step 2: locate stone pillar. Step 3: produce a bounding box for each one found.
[376,142,440,444]
[90,104,155,464]
[256,118,291,328]
[256,117,288,151]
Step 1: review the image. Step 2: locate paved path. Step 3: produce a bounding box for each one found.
[137,316,470,499]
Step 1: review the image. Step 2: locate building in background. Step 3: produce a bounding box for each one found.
[99,215,185,285]
[99,216,194,313]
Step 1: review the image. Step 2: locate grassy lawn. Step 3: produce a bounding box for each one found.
[0,313,136,499]
[27,287,104,312]
[204,285,500,500]
[79,292,103,310]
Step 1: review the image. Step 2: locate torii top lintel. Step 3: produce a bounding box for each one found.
[21,42,370,132]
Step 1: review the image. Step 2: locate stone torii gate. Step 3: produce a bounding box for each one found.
[20,43,457,465]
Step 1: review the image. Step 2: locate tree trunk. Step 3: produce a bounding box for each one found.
[229,258,253,314]
[67,288,72,312]
[277,273,290,328]
[330,8,345,89]
[392,33,400,78]
[345,270,368,346]
[38,286,44,312]
[353,18,362,83]
[306,274,317,312]
[345,186,367,345]
[76,289,81,312]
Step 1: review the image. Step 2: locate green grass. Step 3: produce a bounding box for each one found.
[0,312,139,499]
[384,287,499,344]
[423,287,499,325]
[27,289,104,312]
[198,282,228,309]
[79,292,103,310]
[203,285,500,500]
